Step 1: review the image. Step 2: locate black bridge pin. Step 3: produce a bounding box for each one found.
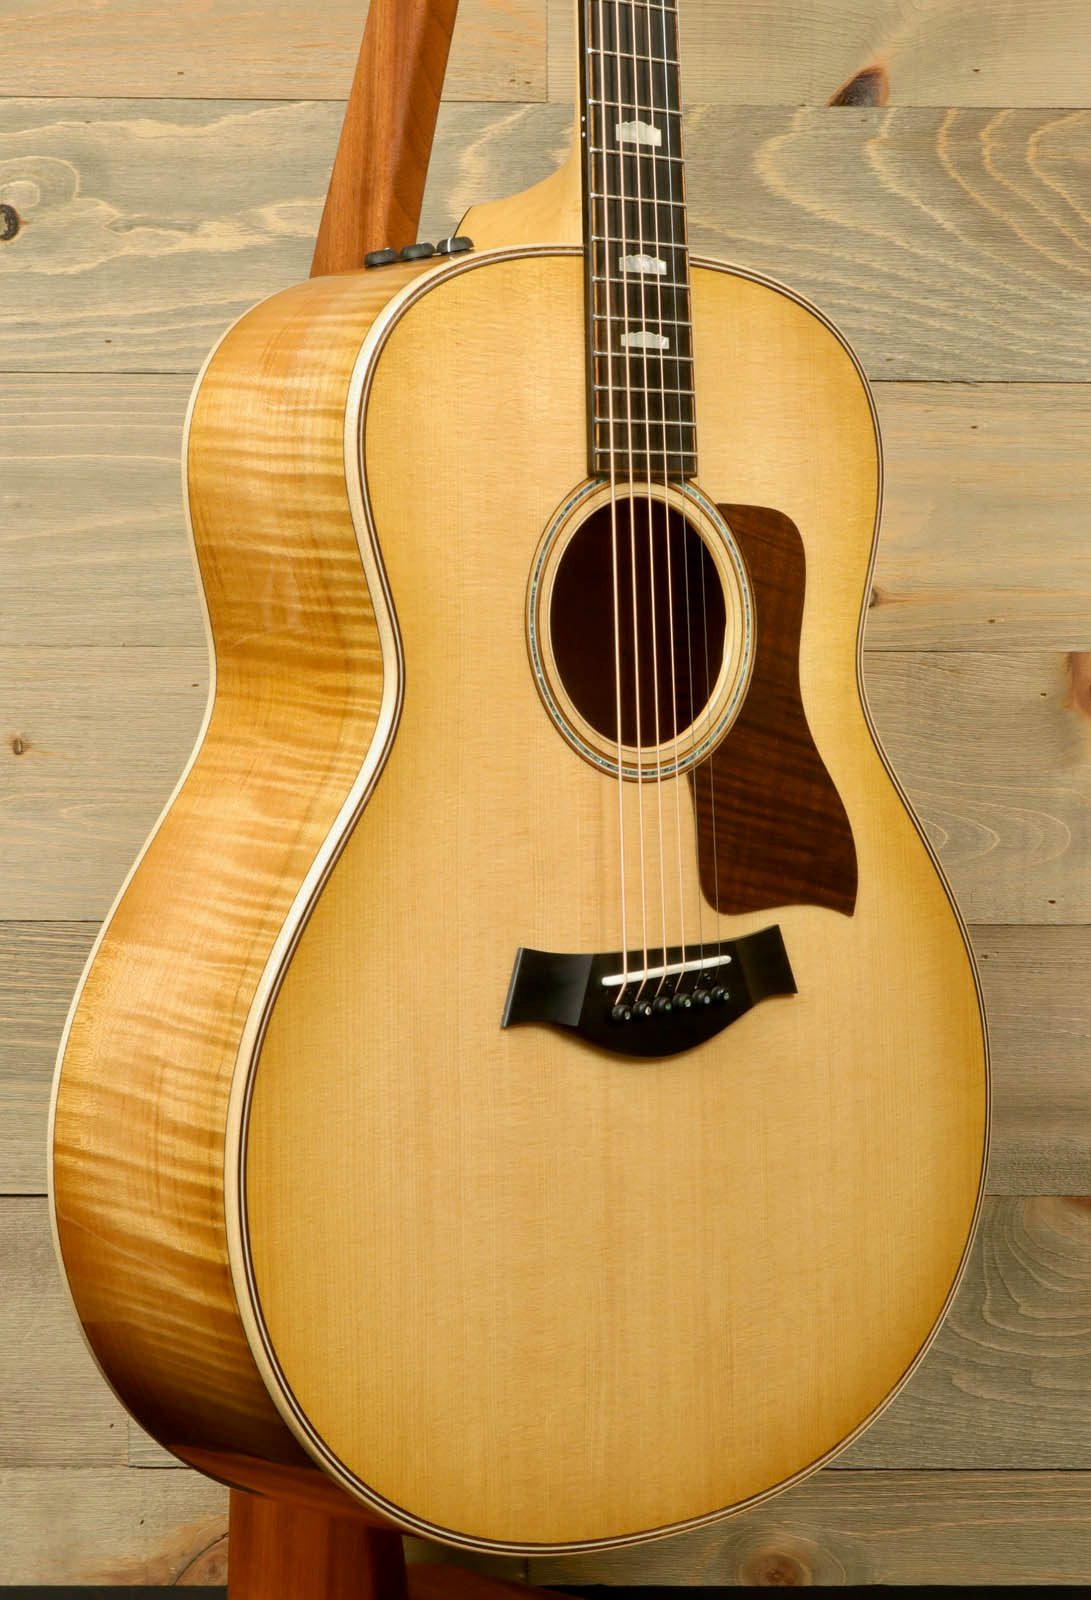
[611,1003,632,1023]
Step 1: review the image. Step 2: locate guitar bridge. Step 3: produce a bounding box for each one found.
[502,925,796,1059]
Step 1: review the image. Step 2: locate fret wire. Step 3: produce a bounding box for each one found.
[592,279,691,291]
[593,350,695,363]
[592,314,693,327]
[594,383,694,395]
[589,148,685,162]
[589,191,686,205]
[585,98,682,115]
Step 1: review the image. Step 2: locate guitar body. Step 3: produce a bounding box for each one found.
[51,246,988,1552]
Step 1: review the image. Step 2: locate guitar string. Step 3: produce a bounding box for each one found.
[640,0,689,994]
[610,0,650,1001]
[658,0,717,976]
[675,0,724,967]
[594,0,630,993]
[622,0,672,999]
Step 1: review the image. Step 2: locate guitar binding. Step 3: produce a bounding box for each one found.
[502,924,796,1059]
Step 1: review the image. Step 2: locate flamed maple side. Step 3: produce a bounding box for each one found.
[51,242,987,1552]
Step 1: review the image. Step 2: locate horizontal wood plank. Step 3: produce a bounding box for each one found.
[5,1465,1091,1585]
[0,922,95,1194]
[0,1463,228,1584]
[3,102,1091,379]
[0,376,206,651]
[4,648,1088,923]
[9,0,1091,110]
[1,646,209,921]
[862,650,1091,925]
[549,0,1091,109]
[5,0,546,102]
[8,1198,1091,1473]
[4,377,1090,653]
[836,1196,1091,1468]
[0,1198,129,1470]
[6,923,1090,1196]
[868,383,1091,652]
[527,1469,1091,1586]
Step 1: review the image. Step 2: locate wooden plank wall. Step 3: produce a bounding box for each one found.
[3,0,1090,1585]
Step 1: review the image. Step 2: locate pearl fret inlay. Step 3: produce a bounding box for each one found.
[619,253,667,275]
[616,119,662,147]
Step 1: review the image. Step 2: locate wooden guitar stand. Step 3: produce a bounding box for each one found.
[228,1487,541,1600]
[227,7,556,1591]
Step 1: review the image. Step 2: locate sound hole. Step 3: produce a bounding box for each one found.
[549,498,726,748]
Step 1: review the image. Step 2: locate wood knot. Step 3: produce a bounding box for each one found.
[174,1532,229,1583]
[10,734,27,756]
[1062,651,1091,720]
[829,64,890,106]
[742,1548,811,1586]
[0,203,20,241]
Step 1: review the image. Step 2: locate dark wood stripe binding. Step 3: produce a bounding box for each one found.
[690,503,858,917]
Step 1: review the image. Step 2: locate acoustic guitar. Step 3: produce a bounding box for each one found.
[51,0,989,1555]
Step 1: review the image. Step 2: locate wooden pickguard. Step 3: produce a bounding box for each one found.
[691,503,858,917]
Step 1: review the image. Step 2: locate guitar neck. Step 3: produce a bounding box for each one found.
[579,0,697,483]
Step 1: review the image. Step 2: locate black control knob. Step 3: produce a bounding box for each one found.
[436,235,474,256]
[400,241,436,261]
[363,248,399,268]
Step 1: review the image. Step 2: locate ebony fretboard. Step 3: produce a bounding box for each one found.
[580,0,696,483]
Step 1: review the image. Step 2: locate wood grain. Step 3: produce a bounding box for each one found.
[838,1197,1091,1469]
[4,102,1091,378]
[4,0,546,102]
[1,646,209,920]
[6,648,1088,924]
[9,926,1088,1199]
[863,651,1091,926]
[868,383,1091,651]
[977,927,1091,1194]
[50,269,418,1469]
[695,503,858,917]
[4,1466,1091,1585]
[0,1468,228,1584]
[9,1198,1091,1481]
[0,1197,128,1468]
[0,924,95,1194]
[9,0,1091,109]
[548,0,1091,109]
[4,377,1089,653]
[0,376,205,649]
[527,1469,1091,1586]
[226,1490,408,1600]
